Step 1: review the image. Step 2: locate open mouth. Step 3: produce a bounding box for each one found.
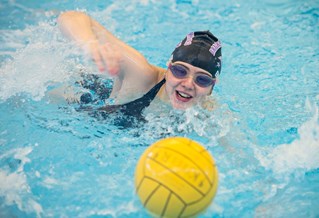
[175,90,193,102]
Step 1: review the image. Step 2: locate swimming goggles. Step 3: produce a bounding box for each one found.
[169,64,215,88]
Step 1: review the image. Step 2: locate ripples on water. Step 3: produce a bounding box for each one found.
[0,0,318,217]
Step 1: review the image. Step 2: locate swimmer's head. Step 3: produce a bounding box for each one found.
[170,31,222,78]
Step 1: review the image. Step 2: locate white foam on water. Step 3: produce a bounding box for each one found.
[256,99,319,176]
[0,146,43,217]
[0,22,88,102]
[86,200,140,217]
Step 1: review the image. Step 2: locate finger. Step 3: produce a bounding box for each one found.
[108,44,124,75]
[91,51,105,72]
[84,41,106,72]
[108,62,121,76]
[100,44,121,76]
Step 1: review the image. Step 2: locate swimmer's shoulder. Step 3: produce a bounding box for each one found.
[150,65,166,83]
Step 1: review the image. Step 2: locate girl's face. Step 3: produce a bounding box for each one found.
[164,61,215,110]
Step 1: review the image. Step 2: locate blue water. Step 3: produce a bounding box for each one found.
[0,0,319,217]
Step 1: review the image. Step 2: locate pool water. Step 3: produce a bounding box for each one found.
[0,0,319,217]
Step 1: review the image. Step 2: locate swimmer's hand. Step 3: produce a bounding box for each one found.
[57,11,123,76]
[85,41,123,76]
[58,11,154,80]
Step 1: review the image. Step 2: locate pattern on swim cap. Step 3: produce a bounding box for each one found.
[184,32,195,46]
[171,30,222,78]
[175,41,182,48]
[209,41,222,56]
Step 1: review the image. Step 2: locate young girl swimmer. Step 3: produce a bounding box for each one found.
[57,11,222,115]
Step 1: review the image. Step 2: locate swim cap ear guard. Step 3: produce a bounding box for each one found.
[171,31,222,78]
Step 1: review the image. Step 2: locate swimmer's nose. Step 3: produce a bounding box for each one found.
[181,76,195,90]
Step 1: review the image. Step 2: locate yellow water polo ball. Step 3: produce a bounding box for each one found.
[135,137,218,218]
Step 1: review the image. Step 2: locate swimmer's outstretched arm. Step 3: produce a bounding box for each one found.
[58,11,152,74]
[58,11,165,102]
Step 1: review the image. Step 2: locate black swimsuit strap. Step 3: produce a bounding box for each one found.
[98,78,166,116]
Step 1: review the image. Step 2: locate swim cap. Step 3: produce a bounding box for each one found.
[171,31,222,78]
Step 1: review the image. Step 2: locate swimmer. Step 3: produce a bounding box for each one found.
[57,11,222,115]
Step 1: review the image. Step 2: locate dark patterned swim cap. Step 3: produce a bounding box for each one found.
[171,31,222,78]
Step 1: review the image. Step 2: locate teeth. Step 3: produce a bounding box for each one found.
[177,91,191,98]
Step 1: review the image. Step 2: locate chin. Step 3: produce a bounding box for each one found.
[171,101,192,110]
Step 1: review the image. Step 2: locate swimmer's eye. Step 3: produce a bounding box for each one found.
[169,64,215,88]
[194,74,215,87]
[169,65,188,78]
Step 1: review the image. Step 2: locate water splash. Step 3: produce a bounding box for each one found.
[0,22,88,102]
[256,99,319,176]
[140,99,234,148]
[0,146,43,218]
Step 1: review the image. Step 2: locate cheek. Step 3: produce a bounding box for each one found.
[165,74,179,93]
[196,86,212,96]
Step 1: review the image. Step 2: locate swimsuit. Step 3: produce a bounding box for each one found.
[97,78,166,117]
[78,75,166,127]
